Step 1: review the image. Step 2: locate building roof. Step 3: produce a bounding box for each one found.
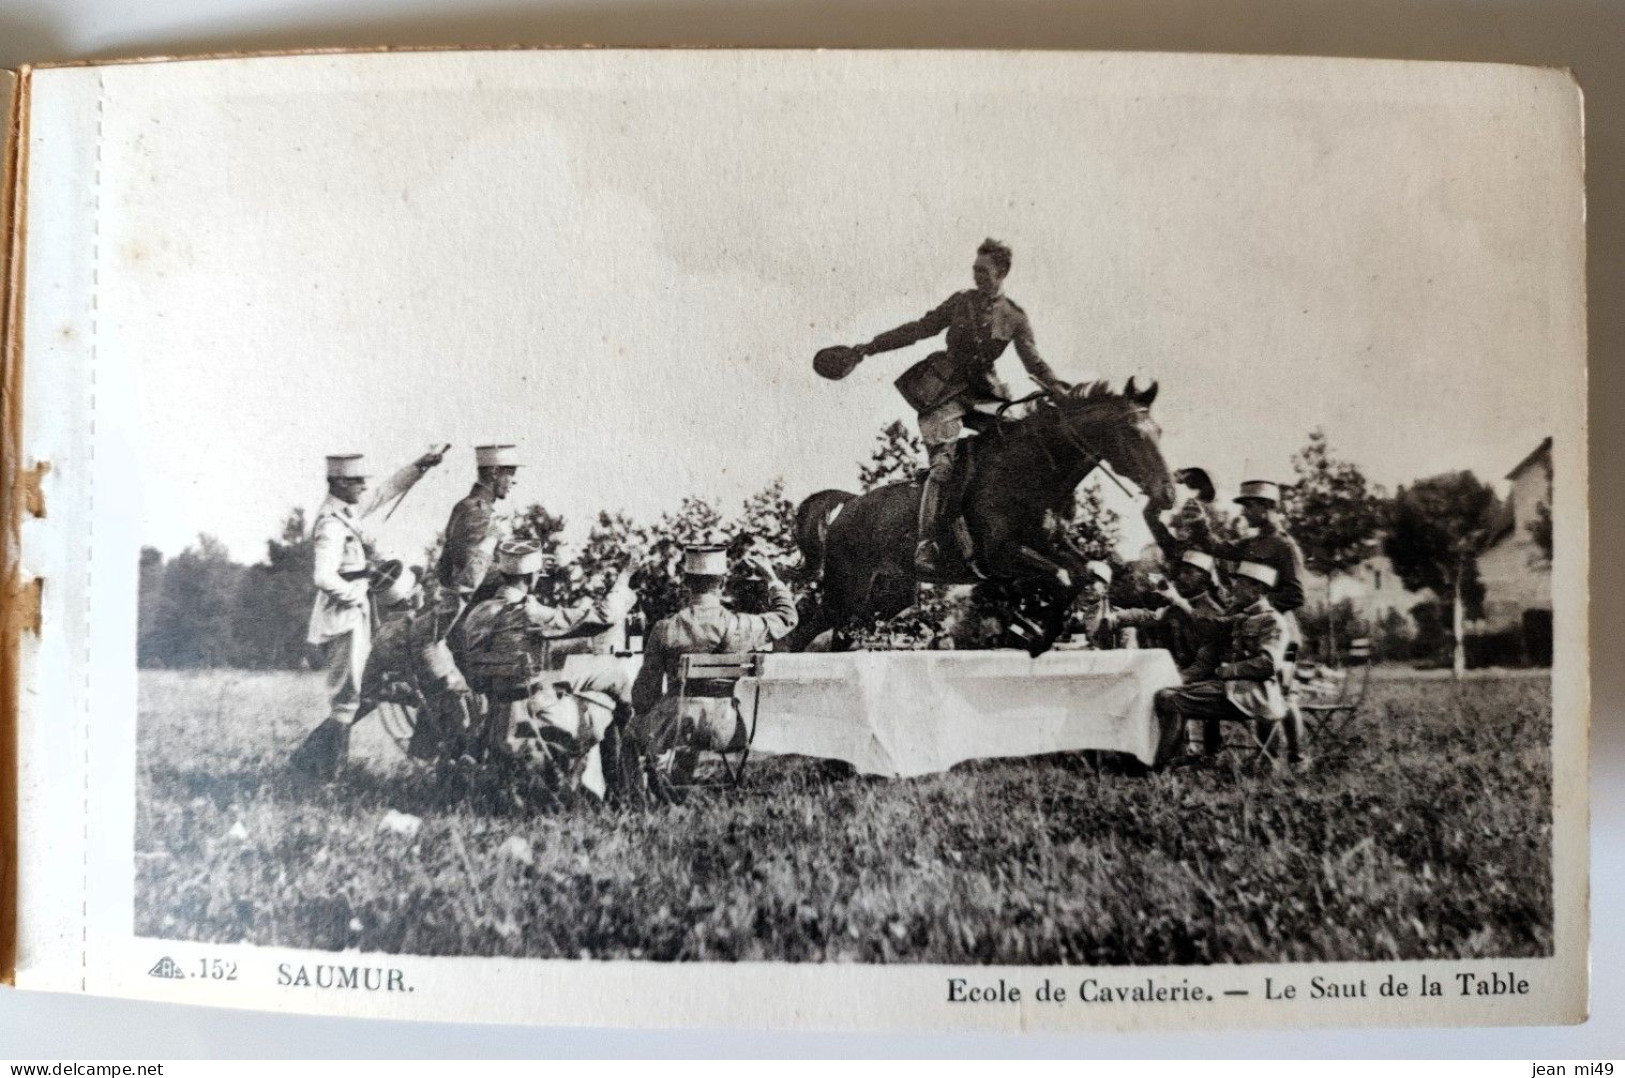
[1480,437,1552,550]
[1506,436,1553,481]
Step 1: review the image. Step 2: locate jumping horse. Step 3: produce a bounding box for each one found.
[785,379,1175,655]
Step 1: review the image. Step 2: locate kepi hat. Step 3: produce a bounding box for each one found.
[1175,467,1217,503]
[496,539,546,576]
[683,546,729,577]
[475,444,520,469]
[326,454,367,479]
[1234,480,1281,505]
[1178,549,1218,580]
[1234,560,1278,588]
[1085,560,1113,586]
[372,559,419,607]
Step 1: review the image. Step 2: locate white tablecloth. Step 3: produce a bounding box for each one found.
[563,648,1181,775]
[741,649,1182,776]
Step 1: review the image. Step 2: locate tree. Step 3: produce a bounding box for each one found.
[729,477,804,613]
[735,477,797,571]
[560,509,654,609]
[1528,499,1553,565]
[510,503,568,556]
[230,508,316,669]
[1064,480,1122,565]
[1281,429,1386,656]
[151,534,244,667]
[561,500,726,625]
[137,547,170,668]
[1283,430,1386,576]
[1383,471,1497,677]
[859,420,924,492]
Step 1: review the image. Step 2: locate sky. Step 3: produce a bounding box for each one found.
[92,51,1580,565]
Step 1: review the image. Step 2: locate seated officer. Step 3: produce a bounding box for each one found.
[1146,549,1229,680]
[630,546,798,785]
[460,540,636,791]
[1065,560,1119,648]
[1086,552,1228,679]
[1152,560,1304,764]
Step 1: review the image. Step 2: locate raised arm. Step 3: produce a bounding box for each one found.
[1185,514,1252,562]
[728,554,799,646]
[858,294,956,356]
[1142,506,1182,562]
[359,449,445,519]
[528,568,637,640]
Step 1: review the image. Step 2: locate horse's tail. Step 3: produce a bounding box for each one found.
[791,488,856,585]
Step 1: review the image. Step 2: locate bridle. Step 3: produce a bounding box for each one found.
[994,391,1145,500]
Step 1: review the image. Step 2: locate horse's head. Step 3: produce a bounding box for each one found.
[1052,378,1176,511]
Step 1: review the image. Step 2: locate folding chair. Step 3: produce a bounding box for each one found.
[1296,637,1372,758]
[1182,642,1297,769]
[676,652,766,788]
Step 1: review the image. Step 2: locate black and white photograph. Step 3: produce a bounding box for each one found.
[7,48,1588,1031]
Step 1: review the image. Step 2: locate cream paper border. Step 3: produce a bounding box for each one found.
[12,50,1589,1031]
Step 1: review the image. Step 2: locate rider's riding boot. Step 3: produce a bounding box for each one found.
[914,444,955,575]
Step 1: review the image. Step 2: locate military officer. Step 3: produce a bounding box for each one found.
[436,444,520,600]
[1085,552,1229,678]
[1151,549,1230,679]
[844,239,1076,574]
[1067,560,1122,648]
[1186,479,1307,619]
[630,546,798,787]
[1153,560,1304,764]
[459,540,637,790]
[295,448,445,780]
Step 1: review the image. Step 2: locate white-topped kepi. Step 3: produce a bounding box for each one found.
[1234,560,1278,587]
[325,454,367,479]
[475,444,521,468]
[683,546,729,576]
[1179,549,1218,580]
[495,539,546,575]
[1234,479,1281,505]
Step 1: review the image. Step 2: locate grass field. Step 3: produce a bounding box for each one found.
[134,667,1552,964]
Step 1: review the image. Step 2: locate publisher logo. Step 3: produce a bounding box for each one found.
[147,956,185,979]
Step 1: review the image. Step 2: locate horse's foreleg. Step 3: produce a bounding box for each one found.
[1008,543,1078,592]
[1009,543,1086,657]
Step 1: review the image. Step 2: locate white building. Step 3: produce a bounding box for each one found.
[1304,552,1428,627]
[1476,437,1552,641]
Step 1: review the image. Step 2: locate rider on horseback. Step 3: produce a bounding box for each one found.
[847,239,1076,574]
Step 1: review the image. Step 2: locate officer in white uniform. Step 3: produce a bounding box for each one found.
[295,449,444,780]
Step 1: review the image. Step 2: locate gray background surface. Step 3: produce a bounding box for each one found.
[2,0,1619,1058]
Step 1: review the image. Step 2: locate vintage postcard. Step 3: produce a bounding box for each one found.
[2,49,1588,1031]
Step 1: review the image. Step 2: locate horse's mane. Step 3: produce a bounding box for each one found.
[994,379,1148,442]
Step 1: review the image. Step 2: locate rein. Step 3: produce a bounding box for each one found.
[994,393,1140,499]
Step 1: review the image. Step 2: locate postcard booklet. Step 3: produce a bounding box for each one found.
[0,49,1588,1032]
